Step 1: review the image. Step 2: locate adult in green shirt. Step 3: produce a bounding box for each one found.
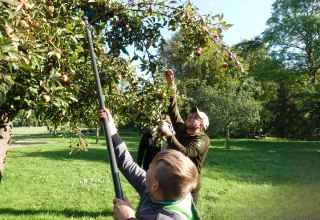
[157,69,210,204]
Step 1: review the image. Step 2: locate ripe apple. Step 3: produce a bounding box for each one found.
[4,26,14,36]
[22,2,30,10]
[228,55,234,61]
[234,61,240,66]
[115,73,122,80]
[47,36,53,43]
[47,63,54,68]
[41,93,51,102]
[222,62,228,68]
[60,74,68,82]
[52,52,61,60]
[20,20,30,29]
[148,7,153,13]
[49,6,54,13]
[194,47,202,56]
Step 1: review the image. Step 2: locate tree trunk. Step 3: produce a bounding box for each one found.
[225,122,232,149]
[95,124,99,144]
[226,128,230,149]
[310,68,317,85]
[0,121,12,182]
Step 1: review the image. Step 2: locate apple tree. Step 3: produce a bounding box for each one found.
[0,0,235,158]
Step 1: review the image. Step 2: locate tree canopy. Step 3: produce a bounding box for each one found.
[263,0,320,84]
[0,0,239,147]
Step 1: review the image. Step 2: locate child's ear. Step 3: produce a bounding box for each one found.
[150,180,160,192]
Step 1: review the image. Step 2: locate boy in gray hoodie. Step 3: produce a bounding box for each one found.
[99,108,201,220]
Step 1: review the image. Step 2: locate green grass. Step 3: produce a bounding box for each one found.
[12,126,49,135]
[1,128,319,219]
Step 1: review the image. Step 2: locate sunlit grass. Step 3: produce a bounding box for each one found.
[0,128,319,219]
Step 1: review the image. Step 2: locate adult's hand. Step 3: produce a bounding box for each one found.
[157,120,173,137]
[164,69,174,87]
[113,197,136,220]
[98,108,117,136]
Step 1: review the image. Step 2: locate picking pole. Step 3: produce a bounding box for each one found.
[82,15,123,199]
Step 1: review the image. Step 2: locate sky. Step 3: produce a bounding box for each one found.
[189,0,276,45]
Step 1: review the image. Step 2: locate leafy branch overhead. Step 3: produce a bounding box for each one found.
[80,0,237,73]
[0,0,240,143]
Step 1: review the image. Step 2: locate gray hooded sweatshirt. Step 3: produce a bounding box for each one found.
[111,133,201,220]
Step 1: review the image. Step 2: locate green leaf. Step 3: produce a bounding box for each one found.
[0,0,17,4]
[4,75,14,86]
[68,35,78,44]
[0,85,7,94]
[68,96,78,102]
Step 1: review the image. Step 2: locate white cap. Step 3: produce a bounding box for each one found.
[191,107,209,131]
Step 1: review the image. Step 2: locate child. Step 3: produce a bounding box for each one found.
[98,108,200,220]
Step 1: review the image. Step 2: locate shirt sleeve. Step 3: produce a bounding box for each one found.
[112,133,147,194]
[168,90,185,129]
[166,135,208,158]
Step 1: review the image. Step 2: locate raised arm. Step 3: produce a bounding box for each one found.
[98,108,147,193]
[164,69,184,127]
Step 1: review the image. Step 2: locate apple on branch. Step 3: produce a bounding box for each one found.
[41,93,51,103]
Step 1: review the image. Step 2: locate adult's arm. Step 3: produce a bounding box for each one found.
[167,134,210,158]
[168,91,185,127]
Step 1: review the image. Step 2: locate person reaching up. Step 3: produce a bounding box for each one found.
[98,108,201,220]
[157,69,210,204]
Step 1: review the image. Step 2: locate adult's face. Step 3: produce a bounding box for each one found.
[185,113,202,130]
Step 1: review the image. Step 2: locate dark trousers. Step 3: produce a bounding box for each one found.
[191,176,201,205]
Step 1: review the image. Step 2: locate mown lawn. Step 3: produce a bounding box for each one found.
[0,127,319,219]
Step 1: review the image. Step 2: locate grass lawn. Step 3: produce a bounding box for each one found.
[0,127,319,219]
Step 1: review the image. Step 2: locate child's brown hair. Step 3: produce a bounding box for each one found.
[151,149,198,200]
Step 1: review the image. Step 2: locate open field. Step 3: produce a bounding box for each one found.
[12,126,50,135]
[0,127,319,219]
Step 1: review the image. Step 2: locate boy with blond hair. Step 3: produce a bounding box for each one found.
[99,108,201,220]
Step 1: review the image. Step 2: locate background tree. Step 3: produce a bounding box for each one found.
[232,37,269,71]
[263,0,320,84]
[252,0,320,138]
[188,78,261,139]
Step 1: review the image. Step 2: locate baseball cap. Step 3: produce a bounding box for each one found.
[191,107,209,130]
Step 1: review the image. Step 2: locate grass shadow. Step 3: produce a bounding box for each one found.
[204,139,320,185]
[0,207,112,218]
[9,135,140,164]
